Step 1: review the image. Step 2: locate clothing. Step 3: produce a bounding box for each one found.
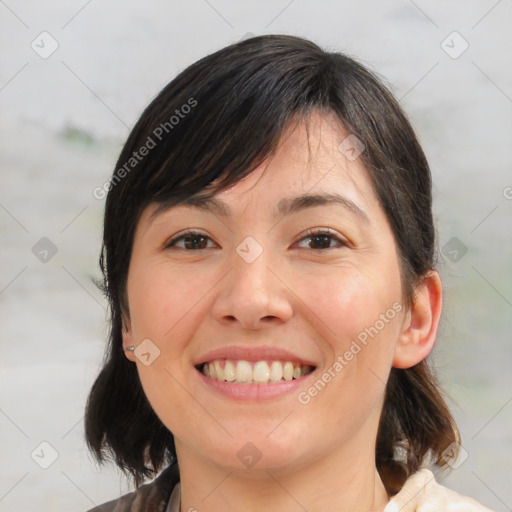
[166,483,180,512]
[87,464,180,512]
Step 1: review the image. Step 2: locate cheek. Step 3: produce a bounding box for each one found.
[296,264,400,348]
[127,262,205,343]
[293,264,402,404]
[126,263,210,423]
[127,265,200,430]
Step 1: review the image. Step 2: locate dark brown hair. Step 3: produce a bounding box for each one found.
[85,34,459,492]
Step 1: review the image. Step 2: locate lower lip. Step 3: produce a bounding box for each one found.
[195,368,316,401]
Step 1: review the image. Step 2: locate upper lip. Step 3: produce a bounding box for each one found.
[193,346,317,368]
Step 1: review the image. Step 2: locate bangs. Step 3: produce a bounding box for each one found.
[119,36,334,214]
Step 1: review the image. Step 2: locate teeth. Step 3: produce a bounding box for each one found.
[283,362,293,381]
[269,361,283,382]
[235,360,252,382]
[214,360,223,381]
[200,359,313,384]
[224,360,236,382]
[253,361,270,383]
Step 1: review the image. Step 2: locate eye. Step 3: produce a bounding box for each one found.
[295,228,348,251]
[165,230,216,250]
[165,228,348,252]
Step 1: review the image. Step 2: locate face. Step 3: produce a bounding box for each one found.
[123,112,410,474]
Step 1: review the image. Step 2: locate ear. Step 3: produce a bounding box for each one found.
[393,270,443,369]
[122,315,137,363]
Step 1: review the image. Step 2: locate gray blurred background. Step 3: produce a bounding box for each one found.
[0,1,511,511]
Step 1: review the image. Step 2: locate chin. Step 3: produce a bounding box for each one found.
[198,432,307,474]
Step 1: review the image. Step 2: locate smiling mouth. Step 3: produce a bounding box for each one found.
[196,359,315,385]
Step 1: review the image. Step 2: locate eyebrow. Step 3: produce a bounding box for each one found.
[155,192,371,224]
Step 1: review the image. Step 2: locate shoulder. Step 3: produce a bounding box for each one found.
[87,464,180,512]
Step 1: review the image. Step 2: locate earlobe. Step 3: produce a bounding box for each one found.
[392,270,443,369]
[122,316,137,362]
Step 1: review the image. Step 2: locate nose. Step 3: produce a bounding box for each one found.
[211,242,293,330]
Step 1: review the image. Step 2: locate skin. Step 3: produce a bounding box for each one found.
[122,112,442,512]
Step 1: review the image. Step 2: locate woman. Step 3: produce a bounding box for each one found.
[85,35,494,511]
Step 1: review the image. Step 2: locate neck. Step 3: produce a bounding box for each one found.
[175,439,389,512]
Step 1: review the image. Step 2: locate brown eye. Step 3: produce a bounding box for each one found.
[166,231,215,250]
[295,228,347,251]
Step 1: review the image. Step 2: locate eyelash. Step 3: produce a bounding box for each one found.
[165,228,348,252]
